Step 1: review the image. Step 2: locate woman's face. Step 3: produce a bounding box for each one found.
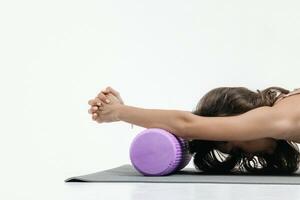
[216,138,277,156]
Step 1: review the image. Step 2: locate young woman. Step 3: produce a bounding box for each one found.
[88,86,300,174]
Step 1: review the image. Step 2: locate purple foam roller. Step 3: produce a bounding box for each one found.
[129,128,192,176]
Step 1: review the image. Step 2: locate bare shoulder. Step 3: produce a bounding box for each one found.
[272,95,300,142]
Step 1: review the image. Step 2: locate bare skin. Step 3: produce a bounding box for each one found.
[88,86,300,155]
[215,94,300,155]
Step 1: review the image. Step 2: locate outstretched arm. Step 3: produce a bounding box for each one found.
[89,88,292,141]
[117,105,189,138]
[88,87,190,138]
[182,106,292,141]
[116,105,290,141]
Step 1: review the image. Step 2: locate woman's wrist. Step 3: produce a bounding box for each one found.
[115,104,126,121]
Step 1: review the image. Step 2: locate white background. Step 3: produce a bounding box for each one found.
[1,0,300,199]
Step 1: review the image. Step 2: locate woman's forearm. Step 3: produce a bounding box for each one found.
[117,105,190,138]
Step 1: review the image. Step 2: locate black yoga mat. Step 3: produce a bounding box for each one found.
[65,164,300,185]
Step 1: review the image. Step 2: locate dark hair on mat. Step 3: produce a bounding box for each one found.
[188,86,300,175]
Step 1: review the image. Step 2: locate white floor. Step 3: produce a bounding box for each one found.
[65,182,300,200]
[7,181,300,200]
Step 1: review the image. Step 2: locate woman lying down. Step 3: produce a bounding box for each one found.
[88,86,300,175]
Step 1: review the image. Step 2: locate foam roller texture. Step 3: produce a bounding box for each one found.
[129,128,192,176]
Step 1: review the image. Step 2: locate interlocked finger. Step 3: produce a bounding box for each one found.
[92,112,98,120]
[97,106,104,111]
[88,106,99,114]
[97,93,110,104]
[94,97,103,106]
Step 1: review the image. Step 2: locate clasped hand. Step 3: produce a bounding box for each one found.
[88,86,124,123]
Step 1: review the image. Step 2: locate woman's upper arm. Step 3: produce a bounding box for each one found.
[182,106,291,141]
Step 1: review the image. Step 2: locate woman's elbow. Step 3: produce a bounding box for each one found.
[174,111,195,139]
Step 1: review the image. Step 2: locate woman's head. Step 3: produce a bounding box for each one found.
[215,138,278,157]
[188,86,300,174]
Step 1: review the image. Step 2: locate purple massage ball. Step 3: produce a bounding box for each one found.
[129,128,192,176]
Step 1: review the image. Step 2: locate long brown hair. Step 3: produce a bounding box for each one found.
[188,86,300,174]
